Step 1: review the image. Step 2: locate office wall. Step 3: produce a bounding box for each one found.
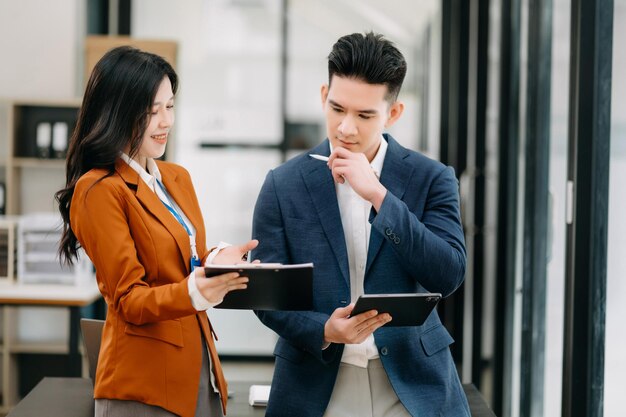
[130,0,440,355]
[0,0,84,99]
[0,0,85,344]
[285,0,427,151]
[0,0,442,356]
[132,0,283,354]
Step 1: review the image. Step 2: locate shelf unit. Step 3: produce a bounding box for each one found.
[0,99,95,413]
[3,99,81,215]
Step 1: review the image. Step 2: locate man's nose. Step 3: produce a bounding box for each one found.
[338,115,357,136]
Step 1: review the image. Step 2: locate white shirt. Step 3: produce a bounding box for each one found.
[333,137,388,368]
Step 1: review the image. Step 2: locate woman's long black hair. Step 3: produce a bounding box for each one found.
[56,46,178,264]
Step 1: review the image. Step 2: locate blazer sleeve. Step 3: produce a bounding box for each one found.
[71,177,197,325]
[251,170,340,364]
[371,165,466,297]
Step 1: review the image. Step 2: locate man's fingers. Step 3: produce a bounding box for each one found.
[332,167,348,184]
[351,308,379,323]
[331,146,356,159]
[352,314,392,337]
[330,303,355,320]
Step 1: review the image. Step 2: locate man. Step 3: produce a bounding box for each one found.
[252,32,470,417]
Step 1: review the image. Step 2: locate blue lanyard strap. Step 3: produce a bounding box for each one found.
[155,179,192,236]
[156,179,201,270]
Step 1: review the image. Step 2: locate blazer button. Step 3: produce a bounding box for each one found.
[385,228,393,236]
[394,237,401,245]
[380,347,389,356]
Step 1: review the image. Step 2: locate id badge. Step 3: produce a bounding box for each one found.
[190,256,202,271]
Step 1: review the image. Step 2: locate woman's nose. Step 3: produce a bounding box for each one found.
[158,109,173,128]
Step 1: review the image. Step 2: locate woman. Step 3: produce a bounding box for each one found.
[56,46,256,417]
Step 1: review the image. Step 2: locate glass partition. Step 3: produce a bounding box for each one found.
[543,0,570,415]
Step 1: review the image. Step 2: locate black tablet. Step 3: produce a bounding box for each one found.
[351,293,441,327]
[204,263,313,311]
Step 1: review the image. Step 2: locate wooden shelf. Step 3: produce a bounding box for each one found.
[9,341,67,355]
[11,158,65,169]
[6,98,81,108]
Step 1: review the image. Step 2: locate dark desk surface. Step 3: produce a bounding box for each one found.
[6,378,94,417]
[6,378,265,417]
[7,377,496,417]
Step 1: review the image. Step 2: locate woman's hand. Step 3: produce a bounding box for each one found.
[212,239,259,264]
[194,268,249,304]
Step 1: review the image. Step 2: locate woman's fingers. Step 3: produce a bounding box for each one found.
[195,272,248,303]
[214,273,248,291]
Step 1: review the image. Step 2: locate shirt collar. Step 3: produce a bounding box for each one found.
[119,153,162,189]
[370,136,387,178]
[328,135,387,178]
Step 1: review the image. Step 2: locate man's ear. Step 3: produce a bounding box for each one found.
[385,101,405,129]
[321,84,329,108]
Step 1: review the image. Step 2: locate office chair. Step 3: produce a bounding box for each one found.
[80,318,104,380]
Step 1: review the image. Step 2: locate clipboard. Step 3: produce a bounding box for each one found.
[351,293,441,327]
[204,263,313,311]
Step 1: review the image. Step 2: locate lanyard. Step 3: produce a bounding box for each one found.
[155,179,201,270]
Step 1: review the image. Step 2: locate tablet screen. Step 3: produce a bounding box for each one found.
[351,293,441,327]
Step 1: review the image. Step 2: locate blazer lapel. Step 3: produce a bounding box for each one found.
[115,160,192,273]
[159,163,207,257]
[365,135,414,275]
[301,142,350,286]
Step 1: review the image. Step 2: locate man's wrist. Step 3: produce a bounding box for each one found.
[370,186,387,212]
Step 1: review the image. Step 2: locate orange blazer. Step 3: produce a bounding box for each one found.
[71,159,227,417]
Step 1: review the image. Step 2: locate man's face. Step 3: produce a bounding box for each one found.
[321,76,403,162]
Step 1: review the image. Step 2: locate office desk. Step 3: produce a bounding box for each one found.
[0,282,102,411]
[6,377,266,417]
[8,377,497,417]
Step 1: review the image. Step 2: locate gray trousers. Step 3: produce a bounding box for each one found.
[323,359,411,417]
[95,337,223,417]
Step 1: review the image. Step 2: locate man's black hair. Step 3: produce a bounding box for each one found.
[328,32,407,102]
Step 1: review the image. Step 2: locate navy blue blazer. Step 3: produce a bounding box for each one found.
[252,135,470,417]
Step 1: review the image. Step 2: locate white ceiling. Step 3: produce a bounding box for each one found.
[288,0,439,47]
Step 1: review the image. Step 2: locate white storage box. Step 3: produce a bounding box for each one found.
[17,213,93,285]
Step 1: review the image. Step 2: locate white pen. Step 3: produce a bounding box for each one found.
[309,154,329,162]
